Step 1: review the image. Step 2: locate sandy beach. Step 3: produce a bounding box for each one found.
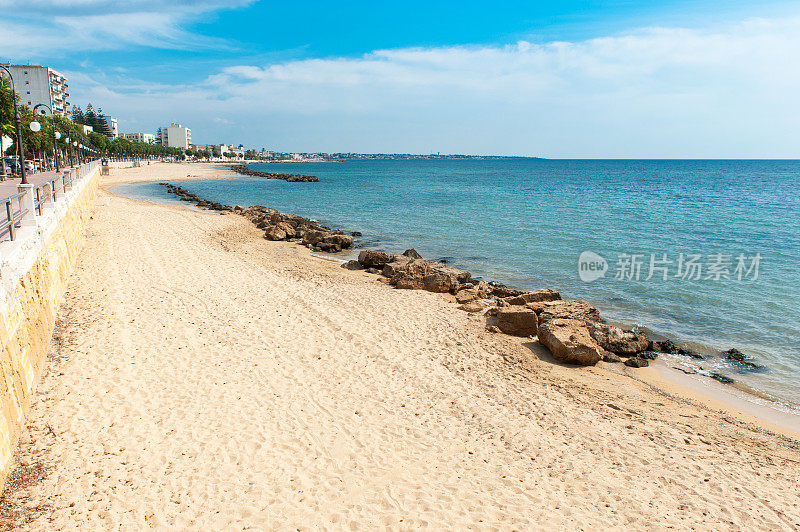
[1,162,799,529]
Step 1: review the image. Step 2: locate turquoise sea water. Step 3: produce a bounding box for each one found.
[118,159,800,409]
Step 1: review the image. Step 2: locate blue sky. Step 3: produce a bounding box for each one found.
[3,0,800,157]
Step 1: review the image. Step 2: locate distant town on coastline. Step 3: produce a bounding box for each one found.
[1,62,529,164]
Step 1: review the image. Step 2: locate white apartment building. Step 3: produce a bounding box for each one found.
[156,123,191,149]
[105,116,118,138]
[121,133,156,144]
[1,64,70,116]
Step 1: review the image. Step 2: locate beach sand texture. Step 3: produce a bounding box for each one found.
[1,163,799,529]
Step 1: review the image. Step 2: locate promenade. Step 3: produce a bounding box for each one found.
[1,163,798,529]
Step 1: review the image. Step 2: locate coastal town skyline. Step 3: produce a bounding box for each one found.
[4,0,800,158]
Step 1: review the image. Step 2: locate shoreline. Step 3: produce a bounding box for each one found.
[124,164,800,437]
[4,160,797,528]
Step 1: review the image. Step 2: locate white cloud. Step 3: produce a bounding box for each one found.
[67,14,800,157]
[0,1,251,55]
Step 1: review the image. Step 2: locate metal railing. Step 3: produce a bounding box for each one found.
[1,192,27,242]
[0,159,98,243]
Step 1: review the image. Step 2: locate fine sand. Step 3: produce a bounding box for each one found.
[2,162,799,529]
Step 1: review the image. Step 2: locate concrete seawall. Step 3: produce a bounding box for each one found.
[0,165,99,491]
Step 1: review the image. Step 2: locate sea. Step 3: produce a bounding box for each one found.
[117,159,800,412]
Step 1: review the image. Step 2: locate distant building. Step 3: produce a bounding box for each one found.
[81,124,94,135]
[104,116,118,138]
[156,123,191,149]
[121,133,155,144]
[0,64,70,116]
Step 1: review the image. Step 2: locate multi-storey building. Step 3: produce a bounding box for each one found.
[0,64,70,116]
[121,133,156,144]
[105,116,118,138]
[156,123,191,149]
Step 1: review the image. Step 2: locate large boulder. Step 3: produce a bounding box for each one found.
[455,288,481,304]
[504,289,561,305]
[358,250,392,268]
[323,233,354,249]
[302,230,328,246]
[496,308,539,337]
[588,323,648,355]
[402,248,423,259]
[382,260,409,278]
[391,259,430,290]
[342,260,364,270]
[265,226,287,241]
[490,284,526,298]
[390,259,469,294]
[537,318,602,366]
[422,270,459,293]
[275,221,297,239]
[535,300,602,325]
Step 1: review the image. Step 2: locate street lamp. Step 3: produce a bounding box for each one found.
[0,64,28,184]
[73,141,80,165]
[33,103,60,172]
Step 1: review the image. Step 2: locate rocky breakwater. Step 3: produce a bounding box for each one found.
[347,248,701,369]
[160,183,357,253]
[229,164,320,182]
[240,206,356,253]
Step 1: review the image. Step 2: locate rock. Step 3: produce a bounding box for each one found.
[652,339,703,358]
[711,372,735,384]
[422,270,459,293]
[485,325,502,333]
[323,233,354,249]
[229,164,320,182]
[537,300,602,325]
[504,289,561,306]
[638,351,659,360]
[382,261,409,278]
[600,350,622,363]
[275,221,297,239]
[490,284,526,298]
[458,300,492,313]
[721,349,765,371]
[391,259,430,290]
[587,323,648,355]
[358,250,392,268]
[390,259,467,293]
[265,226,286,241]
[402,248,423,259]
[722,348,746,361]
[455,288,480,304]
[496,308,539,337]
[537,318,602,366]
[351,231,363,237]
[625,357,650,368]
[302,230,328,246]
[678,347,704,359]
[365,268,381,274]
[342,260,364,270]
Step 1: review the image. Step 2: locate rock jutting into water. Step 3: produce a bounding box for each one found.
[228,164,320,182]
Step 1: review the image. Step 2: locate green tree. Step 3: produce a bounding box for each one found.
[71,105,85,124]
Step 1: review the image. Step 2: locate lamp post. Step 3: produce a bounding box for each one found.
[73,141,79,165]
[0,64,28,184]
[32,103,59,172]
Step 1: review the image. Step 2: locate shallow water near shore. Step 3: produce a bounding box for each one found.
[116,159,800,412]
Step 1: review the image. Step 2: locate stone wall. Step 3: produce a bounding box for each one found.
[0,166,99,491]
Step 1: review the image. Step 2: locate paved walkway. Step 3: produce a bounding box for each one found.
[0,168,71,200]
